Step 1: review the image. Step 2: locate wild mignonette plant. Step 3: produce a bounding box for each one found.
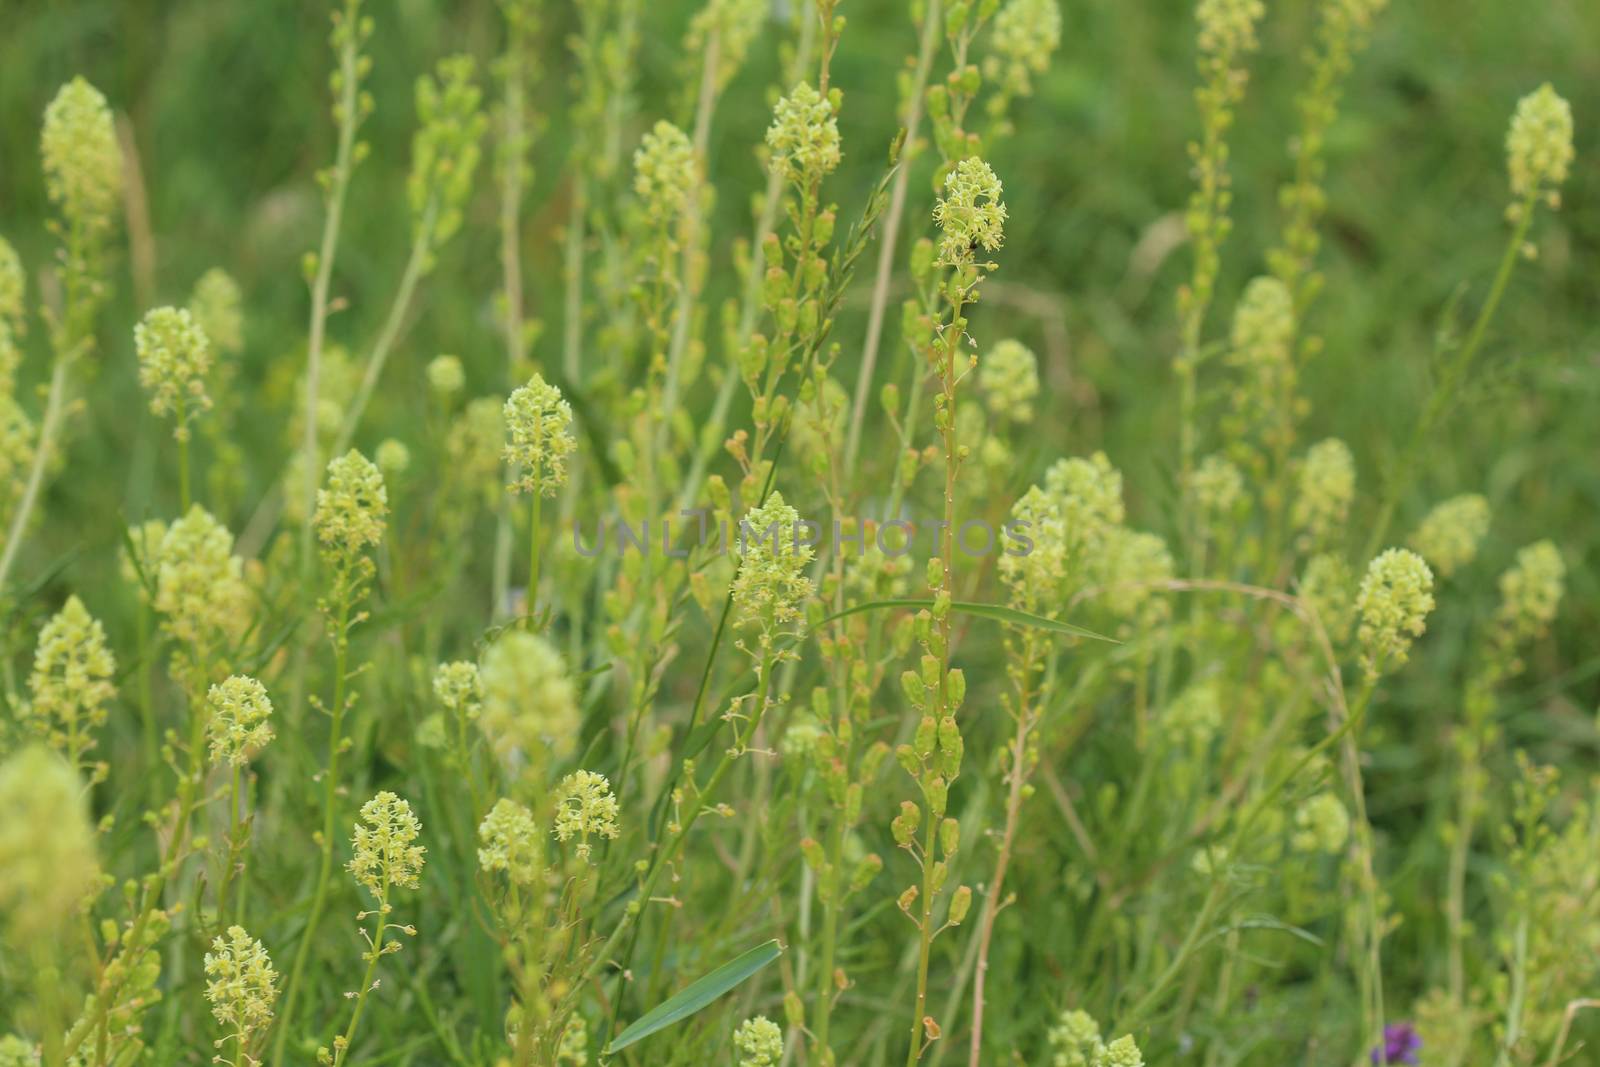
[0,0,1591,1065]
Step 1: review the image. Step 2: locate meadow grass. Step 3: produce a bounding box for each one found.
[0,1,1597,1065]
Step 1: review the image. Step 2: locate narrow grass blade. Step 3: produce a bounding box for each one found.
[605,939,784,1054]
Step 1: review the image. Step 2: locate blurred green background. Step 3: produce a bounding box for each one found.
[1,0,1595,757]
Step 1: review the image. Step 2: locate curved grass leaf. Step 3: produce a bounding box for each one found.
[605,939,784,1054]
[816,599,1116,643]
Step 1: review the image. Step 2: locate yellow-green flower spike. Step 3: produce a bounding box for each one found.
[206,675,275,767]
[23,595,116,767]
[503,373,576,497]
[203,925,279,1042]
[0,745,99,941]
[1507,83,1573,206]
[1409,493,1490,578]
[765,82,842,185]
[733,1015,784,1067]
[314,448,388,558]
[348,791,426,896]
[553,770,620,862]
[1355,547,1435,678]
[41,77,122,233]
[134,306,213,434]
[933,157,1007,268]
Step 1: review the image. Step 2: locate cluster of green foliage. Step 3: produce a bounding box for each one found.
[0,0,1596,1065]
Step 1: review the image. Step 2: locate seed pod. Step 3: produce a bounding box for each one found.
[938,717,964,778]
[914,715,938,758]
[939,817,960,857]
[901,670,926,709]
[948,884,972,924]
[898,885,920,914]
[896,743,919,777]
[861,742,890,781]
[784,991,806,1030]
[947,669,966,709]
[849,852,883,893]
[891,800,921,846]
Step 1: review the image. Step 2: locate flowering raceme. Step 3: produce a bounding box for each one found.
[432,660,483,721]
[23,595,116,766]
[478,630,580,765]
[933,158,1007,268]
[553,770,620,861]
[1189,453,1246,518]
[1195,0,1266,59]
[1047,1009,1145,1067]
[134,306,213,432]
[987,0,1063,98]
[188,268,244,354]
[478,798,542,885]
[1492,539,1565,655]
[1506,83,1574,203]
[206,675,275,766]
[503,373,576,496]
[998,486,1067,610]
[314,449,389,558]
[40,77,122,232]
[349,791,427,896]
[1355,548,1435,678]
[0,744,99,940]
[633,120,697,217]
[1409,493,1490,578]
[203,926,278,1044]
[156,505,250,652]
[766,82,842,184]
[731,491,815,633]
[1045,451,1125,560]
[733,1015,784,1067]
[1291,438,1355,548]
[978,339,1039,423]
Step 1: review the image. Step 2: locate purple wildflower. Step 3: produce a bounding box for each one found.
[1370,1021,1422,1065]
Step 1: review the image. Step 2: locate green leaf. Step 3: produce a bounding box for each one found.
[815,599,1117,643]
[605,939,784,1054]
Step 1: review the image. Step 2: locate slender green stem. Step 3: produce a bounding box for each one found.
[273,596,352,1067]
[1493,916,1530,1067]
[0,355,70,592]
[492,11,531,620]
[301,0,364,567]
[906,281,964,1067]
[968,632,1039,1066]
[842,0,941,472]
[527,490,542,618]
[1363,192,1536,559]
[332,201,438,459]
[216,763,242,923]
[332,884,390,1067]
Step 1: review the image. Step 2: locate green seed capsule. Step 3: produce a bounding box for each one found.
[949,884,972,924]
